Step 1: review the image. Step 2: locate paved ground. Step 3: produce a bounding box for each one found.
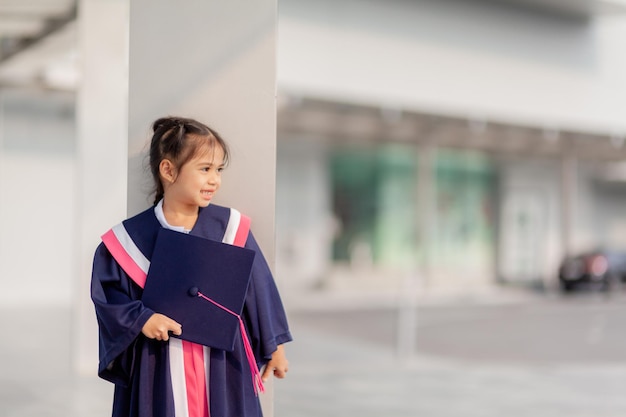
[0,307,112,417]
[2,289,626,417]
[276,325,626,417]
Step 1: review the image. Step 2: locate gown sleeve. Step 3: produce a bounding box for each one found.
[242,232,293,364]
[91,242,155,386]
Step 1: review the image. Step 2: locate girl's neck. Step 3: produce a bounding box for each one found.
[161,198,199,230]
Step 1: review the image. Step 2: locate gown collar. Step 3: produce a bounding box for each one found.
[154,199,191,234]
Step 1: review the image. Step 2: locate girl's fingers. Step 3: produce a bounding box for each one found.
[170,322,183,336]
[274,367,287,378]
[261,366,273,382]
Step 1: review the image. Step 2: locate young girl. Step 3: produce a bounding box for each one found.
[91,116,291,417]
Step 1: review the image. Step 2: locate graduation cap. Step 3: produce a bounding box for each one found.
[141,228,256,351]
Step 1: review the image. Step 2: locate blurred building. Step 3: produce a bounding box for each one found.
[274,0,626,296]
[1,0,626,308]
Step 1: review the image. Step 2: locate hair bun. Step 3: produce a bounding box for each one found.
[153,117,185,133]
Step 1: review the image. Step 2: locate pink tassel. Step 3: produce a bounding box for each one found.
[197,291,265,395]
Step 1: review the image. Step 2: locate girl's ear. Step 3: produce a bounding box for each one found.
[159,159,177,184]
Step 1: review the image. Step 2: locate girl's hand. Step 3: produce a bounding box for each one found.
[142,313,182,341]
[262,344,289,382]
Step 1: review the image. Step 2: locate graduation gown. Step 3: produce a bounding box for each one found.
[91,203,292,417]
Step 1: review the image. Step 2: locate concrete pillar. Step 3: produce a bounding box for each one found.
[560,154,578,258]
[74,0,129,374]
[417,142,437,289]
[127,0,278,413]
[396,142,436,360]
[127,1,277,240]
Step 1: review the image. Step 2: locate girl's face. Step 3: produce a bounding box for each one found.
[164,144,225,209]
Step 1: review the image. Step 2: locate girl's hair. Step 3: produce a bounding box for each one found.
[149,116,230,205]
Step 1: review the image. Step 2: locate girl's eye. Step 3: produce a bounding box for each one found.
[217,167,224,173]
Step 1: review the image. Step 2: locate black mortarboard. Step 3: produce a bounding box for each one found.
[141,228,256,351]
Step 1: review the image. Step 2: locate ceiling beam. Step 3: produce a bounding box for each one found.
[278,97,626,162]
[0,1,76,63]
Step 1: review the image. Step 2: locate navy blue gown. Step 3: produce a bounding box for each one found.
[91,203,292,417]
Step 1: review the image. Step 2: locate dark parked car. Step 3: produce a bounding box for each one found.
[559,249,626,292]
